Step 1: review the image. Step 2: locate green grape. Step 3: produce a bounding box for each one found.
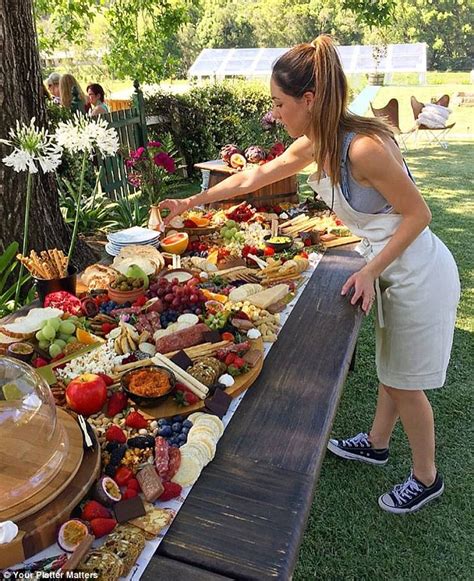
[226,220,237,228]
[38,340,50,350]
[229,227,238,237]
[36,330,45,342]
[49,318,61,332]
[42,324,56,341]
[67,336,76,344]
[59,321,76,335]
[58,333,70,342]
[54,339,66,349]
[49,343,62,358]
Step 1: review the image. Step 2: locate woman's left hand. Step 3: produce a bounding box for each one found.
[341,267,376,315]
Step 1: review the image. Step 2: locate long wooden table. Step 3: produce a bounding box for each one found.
[142,245,366,580]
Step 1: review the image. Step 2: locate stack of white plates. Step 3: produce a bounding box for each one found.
[105,227,161,256]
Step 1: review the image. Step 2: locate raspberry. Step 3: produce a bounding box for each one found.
[105,425,126,444]
[127,478,140,491]
[158,482,182,501]
[114,466,133,487]
[122,487,138,500]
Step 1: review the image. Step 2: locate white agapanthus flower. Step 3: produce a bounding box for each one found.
[0,118,62,174]
[55,112,119,157]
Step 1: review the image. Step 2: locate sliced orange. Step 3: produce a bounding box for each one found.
[76,328,99,345]
[192,217,210,228]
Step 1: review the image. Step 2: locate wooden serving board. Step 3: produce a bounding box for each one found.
[0,409,84,522]
[138,337,265,419]
[322,235,361,248]
[0,424,100,569]
[166,225,219,236]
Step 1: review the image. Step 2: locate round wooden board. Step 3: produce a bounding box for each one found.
[137,337,264,419]
[0,408,84,522]
[15,434,100,566]
[165,225,219,236]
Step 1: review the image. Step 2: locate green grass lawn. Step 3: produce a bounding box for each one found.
[294,141,473,580]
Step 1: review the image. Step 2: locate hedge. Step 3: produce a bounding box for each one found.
[144,80,291,176]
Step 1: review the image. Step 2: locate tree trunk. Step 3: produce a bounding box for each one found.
[0,0,97,270]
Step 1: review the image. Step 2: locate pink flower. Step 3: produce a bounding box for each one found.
[154,152,175,173]
[147,141,162,148]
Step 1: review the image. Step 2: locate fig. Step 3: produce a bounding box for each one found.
[230,153,246,169]
[244,145,267,164]
[220,144,243,165]
[80,297,99,318]
[57,519,90,552]
[93,475,122,506]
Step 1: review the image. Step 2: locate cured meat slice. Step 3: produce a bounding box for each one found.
[155,323,209,354]
[155,436,170,479]
[166,447,181,481]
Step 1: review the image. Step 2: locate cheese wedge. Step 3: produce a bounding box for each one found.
[247,284,290,310]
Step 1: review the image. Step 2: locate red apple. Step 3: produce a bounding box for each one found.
[66,373,107,416]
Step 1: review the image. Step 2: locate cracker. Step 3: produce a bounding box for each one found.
[193,415,224,438]
[171,454,202,487]
[77,550,122,581]
[101,537,142,577]
[179,441,208,467]
[187,411,207,424]
[187,424,219,443]
[128,507,174,538]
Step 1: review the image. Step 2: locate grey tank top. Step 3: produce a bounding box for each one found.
[340,132,414,215]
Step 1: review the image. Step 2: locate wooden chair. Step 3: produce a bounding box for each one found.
[410,95,455,148]
[370,98,411,150]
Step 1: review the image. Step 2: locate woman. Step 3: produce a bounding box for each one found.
[86,83,110,116]
[59,73,87,111]
[46,72,61,104]
[160,35,460,514]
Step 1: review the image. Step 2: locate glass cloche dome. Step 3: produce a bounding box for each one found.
[0,356,69,513]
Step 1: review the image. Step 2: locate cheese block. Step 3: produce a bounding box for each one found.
[228,283,263,303]
[247,284,290,309]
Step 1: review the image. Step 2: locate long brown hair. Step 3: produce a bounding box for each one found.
[272,35,393,185]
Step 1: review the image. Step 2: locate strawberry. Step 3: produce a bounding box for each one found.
[221,332,234,342]
[122,487,138,500]
[81,500,110,522]
[264,246,275,256]
[225,353,236,366]
[232,356,246,369]
[97,373,114,386]
[133,294,147,307]
[89,517,117,538]
[101,322,116,334]
[114,466,133,487]
[158,481,182,501]
[299,251,309,258]
[174,385,200,406]
[106,392,128,417]
[304,238,312,247]
[127,478,140,491]
[125,411,148,429]
[105,425,126,444]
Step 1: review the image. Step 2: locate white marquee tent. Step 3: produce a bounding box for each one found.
[188,43,427,83]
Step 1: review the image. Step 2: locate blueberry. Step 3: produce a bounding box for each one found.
[182,420,193,428]
[181,426,190,434]
[171,422,182,432]
[172,415,184,422]
[158,426,172,437]
[168,436,178,445]
[157,418,170,426]
[123,301,132,308]
[177,433,187,442]
[177,441,184,447]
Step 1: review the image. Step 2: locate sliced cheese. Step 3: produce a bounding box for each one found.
[228,283,263,303]
[247,284,290,310]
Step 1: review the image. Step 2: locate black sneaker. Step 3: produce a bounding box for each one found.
[327,432,389,465]
[378,471,444,514]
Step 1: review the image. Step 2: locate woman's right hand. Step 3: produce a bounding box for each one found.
[158,198,190,224]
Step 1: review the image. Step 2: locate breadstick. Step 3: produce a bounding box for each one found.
[50,249,65,277]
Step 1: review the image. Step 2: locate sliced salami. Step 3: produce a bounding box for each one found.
[166,447,181,481]
[155,436,170,479]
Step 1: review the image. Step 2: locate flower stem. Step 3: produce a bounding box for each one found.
[14,172,33,309]
[68,150,87,260]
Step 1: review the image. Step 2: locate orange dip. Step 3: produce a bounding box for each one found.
[127,369,171,397]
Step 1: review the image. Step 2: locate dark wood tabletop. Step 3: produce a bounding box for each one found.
[142,244,366,580]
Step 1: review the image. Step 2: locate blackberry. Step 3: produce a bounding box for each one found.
[105,441,120,453]
[127,436,154,449]
[104,463,117,477]
[109,444,126,466]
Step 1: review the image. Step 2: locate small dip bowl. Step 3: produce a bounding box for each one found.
[264,235,293,252]
[121,365,176,407]
[7,342,35,363]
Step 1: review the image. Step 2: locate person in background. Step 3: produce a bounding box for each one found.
[59,73,87,111]
[160,35,460,515]
[46,72,61,104]
[86,83,109,116]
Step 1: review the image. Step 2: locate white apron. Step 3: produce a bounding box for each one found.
[308,173,460,390]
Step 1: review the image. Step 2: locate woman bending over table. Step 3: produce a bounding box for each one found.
[160,35,460,514]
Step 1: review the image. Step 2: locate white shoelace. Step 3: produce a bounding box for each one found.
[392,473,424,505]
[341,432,370,448]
